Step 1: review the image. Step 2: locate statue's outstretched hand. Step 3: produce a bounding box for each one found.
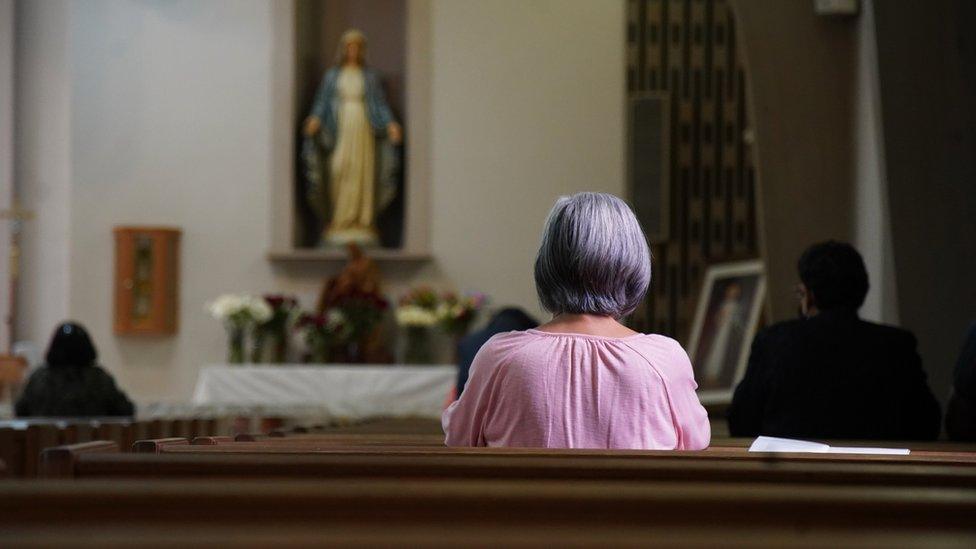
[303,116,321,137]
[387,122,403,145]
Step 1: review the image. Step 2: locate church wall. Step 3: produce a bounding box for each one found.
[425,0,627,338]
[15,0,626,404]
[853,0,898,326]
[1,0,14,353]
[873,0,976,405]
[13,0,73,363]
[732,0,858,323]
[65,0,281,402]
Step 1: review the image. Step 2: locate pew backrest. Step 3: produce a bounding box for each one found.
[39,441,119,478]
[40,440,976,488]
[133,437,190,453]
[4,477,976,535]
[154,440,976,466]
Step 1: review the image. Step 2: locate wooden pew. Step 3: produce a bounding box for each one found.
[40,440,976,488]
[133,437,190,453]
[2,478,975,543]
[0,417,223,477]
[2,518,974,547]
[234,430,976,458]
[31,435,976,545]
[191,436,234,445]
[39,441,119,478]
[148,438,976,467]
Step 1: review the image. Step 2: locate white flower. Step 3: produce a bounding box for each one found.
[326,309,346,330]
[207,293,272,324]
[245,295,273,323]
[208,294,245,320]
[396,305,438,327]
[435,303,467,321]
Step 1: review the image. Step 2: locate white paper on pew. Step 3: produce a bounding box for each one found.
[748,436,910,455]
[827,446,910,455]
[749,436,830,453]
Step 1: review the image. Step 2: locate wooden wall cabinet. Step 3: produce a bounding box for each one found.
[113,227,181,336]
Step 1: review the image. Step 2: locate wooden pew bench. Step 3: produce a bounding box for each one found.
[148,439,976,467]
[120,428,976,463]
[0,417,221,477]
[3,477,976,544]
[40,440,976,489]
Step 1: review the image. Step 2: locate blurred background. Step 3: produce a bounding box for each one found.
[0,0,973,424]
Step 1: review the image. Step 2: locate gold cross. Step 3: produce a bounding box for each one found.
[1,202,35,280]
[0,202,34,223]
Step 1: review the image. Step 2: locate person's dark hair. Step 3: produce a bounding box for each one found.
[45,321,98,368]
[797,240,869,311]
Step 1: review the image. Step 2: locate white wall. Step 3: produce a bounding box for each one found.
[66,0,281,401]
[15,0,626,403]
[853,0,898,324]
[14,0,73,357]
[0,0,14,353]
[428,0,626,329]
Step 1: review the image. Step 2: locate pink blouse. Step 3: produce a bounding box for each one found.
[442,329,710,450]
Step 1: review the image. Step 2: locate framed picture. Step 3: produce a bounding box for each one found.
[626,92,670,243]
[687,260,766,404]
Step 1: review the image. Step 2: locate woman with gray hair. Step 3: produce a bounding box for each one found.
[443,192,710,449]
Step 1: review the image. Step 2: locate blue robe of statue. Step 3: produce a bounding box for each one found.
[302,66,400,241]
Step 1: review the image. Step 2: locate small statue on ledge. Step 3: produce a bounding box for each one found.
[316,243,391,364]
[316,243,382,313]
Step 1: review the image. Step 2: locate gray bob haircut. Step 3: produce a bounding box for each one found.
[534,192,652,319]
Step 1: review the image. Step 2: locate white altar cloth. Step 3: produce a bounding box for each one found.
[191,364,457,422]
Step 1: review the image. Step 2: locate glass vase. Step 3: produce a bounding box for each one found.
[250,330,266,364]
[271,332,288,363]
[403,326,433,364]
[227,326,245,364]
[310,338,331,364]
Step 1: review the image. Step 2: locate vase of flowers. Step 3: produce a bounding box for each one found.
[437,291,487,338]
[253,294,299,363]
[396,287,441,364]
[208,294,273,364]
[297,309,351,363]
[332,291,389,363]
[437,291,487,363]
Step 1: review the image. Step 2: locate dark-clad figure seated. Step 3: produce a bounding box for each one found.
[15,322,135,417]
[728,241,940,441]
[455,307,538,397]
[946,322,976,441]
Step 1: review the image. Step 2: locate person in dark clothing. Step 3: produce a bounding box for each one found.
[946,322,976,441]
[15,322,135,417]
[728,241,940,440]
[455,307,538,397]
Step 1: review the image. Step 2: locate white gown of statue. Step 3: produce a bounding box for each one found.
[327,67,377,244]
[702,299,742,383]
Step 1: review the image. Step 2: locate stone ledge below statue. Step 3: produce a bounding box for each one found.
[322,227,381,248]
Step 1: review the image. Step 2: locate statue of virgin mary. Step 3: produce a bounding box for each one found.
[302,29,402,247]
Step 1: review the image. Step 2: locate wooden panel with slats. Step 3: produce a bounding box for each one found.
[627,0,759,342]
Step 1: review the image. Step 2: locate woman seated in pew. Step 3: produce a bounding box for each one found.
[443,192,710,449]
[15,322,135,417]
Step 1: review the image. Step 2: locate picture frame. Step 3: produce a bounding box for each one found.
[686,260,766,404]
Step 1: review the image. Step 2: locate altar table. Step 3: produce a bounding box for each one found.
[191,364,457,423]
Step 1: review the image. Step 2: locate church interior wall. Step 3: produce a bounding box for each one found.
[873,0,976,406]
[13,0,626,403]
[732,0,858,323]
[10,0,971,407]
